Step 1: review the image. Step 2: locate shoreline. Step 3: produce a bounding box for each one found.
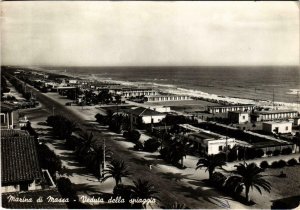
[39,68,300,113]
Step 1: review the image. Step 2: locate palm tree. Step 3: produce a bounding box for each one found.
[102,159,131,186]
[196,154,226,180]
[229,162,271,203]
[130,178,159,200]
[76,132,94,158]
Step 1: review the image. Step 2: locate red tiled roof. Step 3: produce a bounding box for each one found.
[1,136,43,185]
[1,129,29,137]
[2,188,68,209]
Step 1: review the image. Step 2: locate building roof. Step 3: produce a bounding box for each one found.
[1,136,43,185]
[126,107,165,116]
[2,189,68,209]
[188,132,222,140]
[207,104,255,108]
[262,121,293,125]
[1,102,18,113]
[1,129,29,137]
[251,110,298,116]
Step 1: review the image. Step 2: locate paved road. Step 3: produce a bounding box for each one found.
[9,74,245,209]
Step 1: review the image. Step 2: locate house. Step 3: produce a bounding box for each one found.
[262,121,293,134]
[1,136,43,193]
[250,110,298,122]
[206,104,255,114]
[125,107,166,125]
[228,111,249,124]
[1,129,28,137]
[1,102,19,129]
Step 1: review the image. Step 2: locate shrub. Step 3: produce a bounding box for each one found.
[278,160,287,168]
[133,141,144,151]
[266,150,273,157]
[287,158,298,166]
[271,161,279,168]
[273,150,280,156]
[260,161,269,169]
[281,148,292,155]
[211,172,226,189]
[255,149,265,158]
[144,138,160,152]
[224,176,243,197]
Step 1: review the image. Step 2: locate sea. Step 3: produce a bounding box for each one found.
[39,66,300,105]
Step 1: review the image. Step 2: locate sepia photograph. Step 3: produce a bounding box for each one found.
[1,1,300,209]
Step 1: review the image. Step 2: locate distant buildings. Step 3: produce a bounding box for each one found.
[228,111,249,124]
[108,87,158,98]
[262,121,293,134]
[206,104,255,114]
[250,110,298,122]
[145,95,191,102]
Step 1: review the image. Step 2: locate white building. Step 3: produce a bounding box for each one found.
[149,106,171,113]
[251,110,298,122]
[145,95,191,102]
[207,104,255,114]
[185,130,237,155]
[262,121,293,134]
[228,111,249,124]
[125,107,166,125]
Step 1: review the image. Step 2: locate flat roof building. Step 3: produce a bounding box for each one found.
[262,121,293,134]
[250,110,298,122]
[207,104,255,114]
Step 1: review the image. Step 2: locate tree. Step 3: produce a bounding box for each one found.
[102,159,131,187]
[230,162,271,203]
[75,132,95,159]
[196,154,226,180]
[130,179,158,199]
[129,179,158,207]
[38,143,62,180]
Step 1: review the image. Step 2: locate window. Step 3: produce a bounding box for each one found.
[219,146,223,151]
[242,116,245,120]
[286,126,288,131]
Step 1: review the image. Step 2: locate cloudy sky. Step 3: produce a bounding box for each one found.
[1,1,299,66]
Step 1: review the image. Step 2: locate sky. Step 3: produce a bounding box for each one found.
[1,1,299,67]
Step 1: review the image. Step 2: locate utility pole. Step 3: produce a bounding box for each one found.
[102,139,106,178]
